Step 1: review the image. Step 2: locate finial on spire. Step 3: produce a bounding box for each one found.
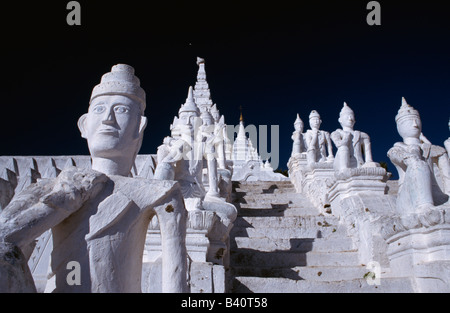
[187,86,194,101]
[239,105,243,122]
[197,57,205,65]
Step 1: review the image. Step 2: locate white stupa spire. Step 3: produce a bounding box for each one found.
[194,56,214,112]
[232,108,262,164]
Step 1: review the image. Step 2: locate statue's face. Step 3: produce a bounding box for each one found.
[309,117,321,130]
[178,112,197,128]
[339,112,355,129]
[82,95,142,158]
[211,111,220,122]
[397,116,422,140]
[202,115,214,126]
[294,122,303,132]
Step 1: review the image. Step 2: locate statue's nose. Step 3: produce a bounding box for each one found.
[102,108,116,124]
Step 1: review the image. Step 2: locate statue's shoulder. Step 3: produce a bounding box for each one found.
[56,166,109,192]
[110,176,179,208]
[331,128,344,136]
[357,130,370,139]
[388,142,408,156]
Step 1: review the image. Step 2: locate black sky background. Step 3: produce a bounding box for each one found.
[1,0,449,178]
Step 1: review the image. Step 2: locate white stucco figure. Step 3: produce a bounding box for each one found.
[331,102,378,172]
[155,86,207,208]
[387,98,449,215]
[152,82,236,291]
[445,118,450,157]
[291,114,305,156]
[0,64,188,293]
[304,110,334,166]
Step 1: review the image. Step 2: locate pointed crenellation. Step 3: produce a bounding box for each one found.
[42,158,61,179]
[63,158,76,170]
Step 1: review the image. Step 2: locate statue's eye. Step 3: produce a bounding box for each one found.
[92,105,105,114]
[114,106,129,114]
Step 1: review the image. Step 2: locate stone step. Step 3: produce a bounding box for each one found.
[236,206,320,217]
[233,187,297,195]
[237,197,316,208]
[232,265,367,282]
[233,193,302,203]
[231,237,355,253]
[234,181,294,188]
[282,206,322,216]
[230,250,360,268]
[237,202,317,212]
[230,224,346,240]
[235,193,314,204]
[232,276,415,293]
[231,217,346,240]
[234,216,341,229]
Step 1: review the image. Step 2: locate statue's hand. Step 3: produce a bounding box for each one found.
[334,132,351,147]
[342,131,352,145]
[309,131,319,146]
[164,144,184,163]
[406,144,422,158]
[403,154,421,167]
[41,167,108,210]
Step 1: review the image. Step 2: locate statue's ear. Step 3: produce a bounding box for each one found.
[139,116,148,135]
[78,114,88,139]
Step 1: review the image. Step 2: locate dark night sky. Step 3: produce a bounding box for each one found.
[1,1,449,179]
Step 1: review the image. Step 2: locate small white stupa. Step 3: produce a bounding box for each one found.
[231,109,289,181]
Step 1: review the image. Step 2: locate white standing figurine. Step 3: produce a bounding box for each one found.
[331,102,378,172]
[155,86,206,209]
[445,118,450,157]
[387,97,449,215]
[304,110,334,166]
[0,64,188,293]
[291,114,305,156]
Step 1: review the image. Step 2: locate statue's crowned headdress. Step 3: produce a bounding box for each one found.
[309,110,320,119]
[90,64,146,114]
[179,86,200,115]
[395,97,420,123]
[294,114,303,126]
[339,102,354,118]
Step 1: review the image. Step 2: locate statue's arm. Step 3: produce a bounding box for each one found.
[0,168,107,248]
[387,143,411,171]
[148,182,188,293]
[304,132,315,151]
[361,132,374,162]
[330,130,346,147]
[0,167,107,292]
[325,132,334,158]
[445,138,450,156]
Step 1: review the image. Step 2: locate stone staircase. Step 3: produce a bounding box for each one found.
[229,180,412,293]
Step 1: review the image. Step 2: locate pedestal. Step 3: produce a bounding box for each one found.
[385,224,450,292]
[328,167,392,266]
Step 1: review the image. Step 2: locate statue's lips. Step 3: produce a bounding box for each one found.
[96,128,119,136]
